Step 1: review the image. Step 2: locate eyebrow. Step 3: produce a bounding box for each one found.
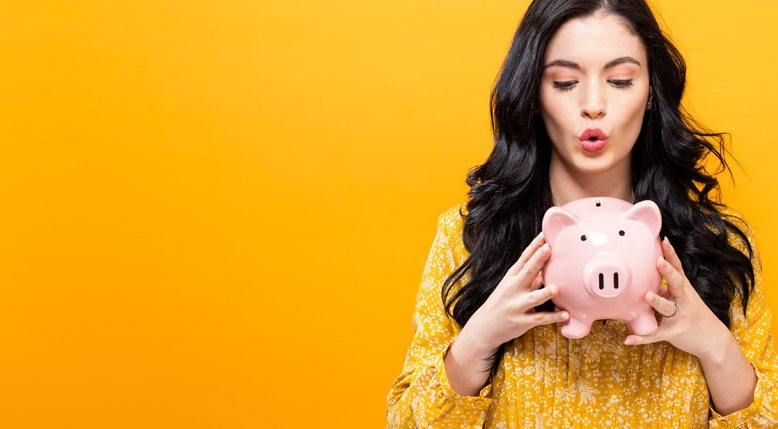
[543,56,641,71]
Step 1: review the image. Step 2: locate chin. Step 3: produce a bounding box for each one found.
[573,157,622,176]
[576,165,613,176]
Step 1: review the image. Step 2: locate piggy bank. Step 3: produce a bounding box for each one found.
[541,197,663,339]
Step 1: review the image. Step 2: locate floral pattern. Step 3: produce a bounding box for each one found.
[386,203,778,428]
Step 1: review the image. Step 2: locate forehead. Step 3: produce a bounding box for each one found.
[543,13,647,68]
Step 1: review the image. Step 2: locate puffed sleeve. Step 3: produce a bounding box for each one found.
[708,214,778,428]
[386,205,494,429]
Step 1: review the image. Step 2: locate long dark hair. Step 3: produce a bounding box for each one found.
[442,0,756,376]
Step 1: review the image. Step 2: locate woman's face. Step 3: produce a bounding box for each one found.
[538,12,651,178]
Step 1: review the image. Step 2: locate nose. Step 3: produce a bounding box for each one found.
[581,82,606,119]
[584,255,631,299]
[589,264,628,298]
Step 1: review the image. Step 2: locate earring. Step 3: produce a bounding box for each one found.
[647,86,653,108]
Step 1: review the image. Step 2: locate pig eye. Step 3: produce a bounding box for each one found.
[581,235,587,241]
[619,230,625,236]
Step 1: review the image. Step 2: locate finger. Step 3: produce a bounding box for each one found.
[655,280,671,299]
[525,283,560,309]
[624,328,664,346]
[645,291,678,318]
[661,237,685,277]
[527,309,569,327]
[529,272,543,292]
[515,243,551,288]
[657,256,686,299]
[507,232,547,276]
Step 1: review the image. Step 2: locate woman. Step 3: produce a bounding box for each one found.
[386,0,778,428]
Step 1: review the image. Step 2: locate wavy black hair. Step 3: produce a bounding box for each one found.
[442,0,756,377]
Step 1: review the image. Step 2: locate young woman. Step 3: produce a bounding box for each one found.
[386,0,778,427]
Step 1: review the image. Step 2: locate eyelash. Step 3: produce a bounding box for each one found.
[552,80,634,92]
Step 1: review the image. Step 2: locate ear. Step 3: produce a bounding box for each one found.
[647,86,653,110]
[621,200,662,237]
[542,207,581,247]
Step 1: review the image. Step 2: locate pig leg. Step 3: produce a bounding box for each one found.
[627,310,659,335]
[560,315,593,339]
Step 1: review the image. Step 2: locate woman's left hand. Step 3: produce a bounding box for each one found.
[624,237,731,359]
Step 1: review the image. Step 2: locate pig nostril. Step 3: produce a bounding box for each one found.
[599,273,604,290]
[614,273,619,289]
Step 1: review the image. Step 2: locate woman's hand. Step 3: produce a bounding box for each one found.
[624,237,758,416]
[623,237,731,359]
[462,232,570,354]
[445,232,570,397]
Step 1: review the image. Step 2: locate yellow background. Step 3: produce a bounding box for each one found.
[0,1,776,427]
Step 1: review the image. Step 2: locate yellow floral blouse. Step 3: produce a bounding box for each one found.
[386,203,778,428]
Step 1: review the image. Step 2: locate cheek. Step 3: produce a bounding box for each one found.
[613,97,647,141]
[539,92,577,139]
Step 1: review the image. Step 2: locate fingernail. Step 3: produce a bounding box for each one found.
[560,312,568,320]
[549,284,557,293]
[657,257,666,268]
[646,291,654,300]
[625,339,634,345]
[664,237,671,247]
[540,244,549,255]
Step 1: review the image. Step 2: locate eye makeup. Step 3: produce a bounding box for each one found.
[551,79,634,92]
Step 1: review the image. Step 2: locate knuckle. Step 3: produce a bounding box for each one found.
[507,318,520,331]
[534,248,549,260]
[507,301,522,314]
[534,313,544,324]
[526,293,537,305]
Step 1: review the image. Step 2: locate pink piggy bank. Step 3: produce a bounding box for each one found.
[541,197,663,339]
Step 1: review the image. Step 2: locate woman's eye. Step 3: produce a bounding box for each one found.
[609,79,634,88]
[552,81,576,92]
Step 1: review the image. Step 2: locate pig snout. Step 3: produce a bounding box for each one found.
[584,254,632,299]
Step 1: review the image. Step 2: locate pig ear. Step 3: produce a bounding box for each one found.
[621,200,662,237]
[542,207,581,247]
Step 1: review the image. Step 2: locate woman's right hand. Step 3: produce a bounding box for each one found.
[463,232,569,354]
[444,232,570,397]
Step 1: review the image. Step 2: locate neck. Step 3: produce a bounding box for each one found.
[549,155,634,207]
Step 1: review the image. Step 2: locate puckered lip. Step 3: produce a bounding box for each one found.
[578,128,608,141]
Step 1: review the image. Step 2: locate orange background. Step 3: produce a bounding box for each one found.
[0,1,776,427]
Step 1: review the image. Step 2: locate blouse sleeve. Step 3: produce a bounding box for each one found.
[708,214,778,428]
[386,205,494,429]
